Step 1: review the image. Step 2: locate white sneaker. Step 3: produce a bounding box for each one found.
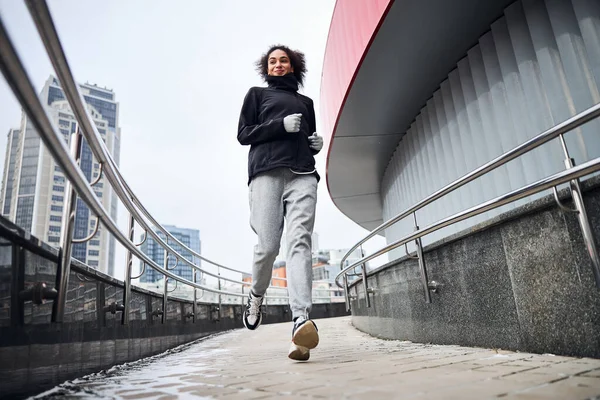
[242,292,263,330]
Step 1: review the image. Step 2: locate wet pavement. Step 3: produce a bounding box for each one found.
[31,316,600,399]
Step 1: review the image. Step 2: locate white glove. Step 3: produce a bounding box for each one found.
[308,132,323,152]
[283,113,302,133]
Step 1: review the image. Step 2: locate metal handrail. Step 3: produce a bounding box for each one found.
[339,102,600,271]
[0,9,342,323]
[0,18,247,300]
[24,1,237,285]
[26,0,343,291]
[0,1,347,325]
[336,156,600,289]
[23,0,290,292]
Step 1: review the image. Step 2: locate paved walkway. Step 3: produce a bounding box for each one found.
[39,317,600,399]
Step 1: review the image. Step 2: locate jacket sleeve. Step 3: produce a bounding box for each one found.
[237,88,286,145]
[307,98,321,155]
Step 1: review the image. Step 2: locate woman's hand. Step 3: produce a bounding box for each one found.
[283,113,302,133]
[308,132,323,152]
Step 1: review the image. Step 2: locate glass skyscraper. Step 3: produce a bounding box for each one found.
[140,225,201,283]
[0,76,121,276]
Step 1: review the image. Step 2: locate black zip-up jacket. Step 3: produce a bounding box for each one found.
[238,74,321,184]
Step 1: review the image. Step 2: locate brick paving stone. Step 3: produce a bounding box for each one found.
[120,392,170,399]
[582,369,600,378]
[510,376,600,399]
[216,393,271,399]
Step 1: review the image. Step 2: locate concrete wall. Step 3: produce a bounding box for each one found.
[350,178,600,358]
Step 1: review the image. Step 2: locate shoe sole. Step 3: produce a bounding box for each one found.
[292,320,319,349]
[288,344,310,361]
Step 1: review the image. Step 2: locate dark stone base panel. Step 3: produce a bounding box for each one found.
[350,179,600,359]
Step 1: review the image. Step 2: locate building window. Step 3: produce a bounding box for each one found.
[88,250,99,256]
[49,226,61,233]
[52,195,63,202]
[49,215,62,222]
[48,236,60,243]
[51,205,63,212]
[52,185,64,192]
[94,191,102,198]
[53,176,65,183]
[88,260,99,267]
[90,240,100,246]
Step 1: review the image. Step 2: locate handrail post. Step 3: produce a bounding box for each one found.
[359,246,371,308]
[192,256,197,323]
[361,263,370,308]
[413,213,432,303]
[162,243,168,324]
[121,207,135,325]
[557,135,600,287]
[52,129,82,322]
[343,273,351,312]
[217,266,222,315]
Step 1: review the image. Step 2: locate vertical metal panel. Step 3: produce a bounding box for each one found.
[407,125,425,217]
[397,139,411,244]
[388,143,400,251]
[506,0,564,177]
[414,114,436,234]
[432,90,461,235]
[391,141,408,259]
[468,44,513,218]
[450,65,488,226]
[421,107,442,231]
[404,130,420,247]
[572,0,600,93]
[522,0,586,166]
[547,0,600,161]
[405,132,419,237]
[480,28,529,209]
[491,16,542,189]
[440,81,473,233]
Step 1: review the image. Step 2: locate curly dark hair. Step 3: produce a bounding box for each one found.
[255,44,307,86]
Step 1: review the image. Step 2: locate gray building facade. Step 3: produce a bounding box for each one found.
[140,225,201,283]
[0,76,121,275]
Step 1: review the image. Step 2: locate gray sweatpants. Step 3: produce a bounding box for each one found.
[249,167,317,320]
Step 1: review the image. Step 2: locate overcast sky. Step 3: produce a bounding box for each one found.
[0,0,386,281]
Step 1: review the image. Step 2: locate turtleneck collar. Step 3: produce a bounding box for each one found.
[266,73,299,92]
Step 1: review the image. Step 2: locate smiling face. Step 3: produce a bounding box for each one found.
[267,49,294,77]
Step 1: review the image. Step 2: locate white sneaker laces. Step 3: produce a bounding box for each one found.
[248,294,263,316]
